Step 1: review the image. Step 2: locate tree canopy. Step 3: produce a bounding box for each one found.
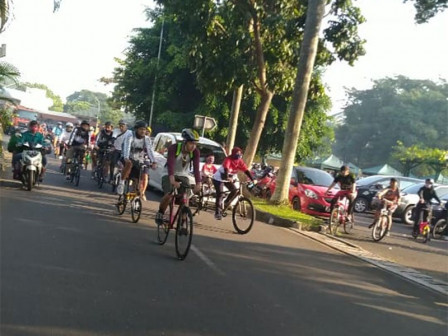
[333,76,448,168]
[404,0,448,23]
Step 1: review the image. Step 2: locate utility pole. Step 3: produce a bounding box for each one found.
[149,19,164,128]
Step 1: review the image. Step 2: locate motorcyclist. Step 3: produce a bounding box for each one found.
[65,120,90,179]
[412,179,441,235]
[12,120,48,181]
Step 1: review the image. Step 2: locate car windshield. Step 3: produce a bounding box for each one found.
[356,176,382,186]
[197,144,226,165]
[402,183,424,194]
[296,168,334,187]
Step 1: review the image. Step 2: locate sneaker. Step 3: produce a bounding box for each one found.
[155,211,164,225]
[386,232,391,237]
[117,182,125,195]
[215,213,222,220]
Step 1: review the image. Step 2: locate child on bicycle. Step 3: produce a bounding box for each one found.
[412,179,441,236]
[212,147,255,220]
[368,178,400,233]
[325,165,357,222]
[155,129,202,225]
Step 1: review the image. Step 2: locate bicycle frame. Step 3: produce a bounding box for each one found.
[418,207,432,234]
[221,181,245,213]
[168,185,191,229]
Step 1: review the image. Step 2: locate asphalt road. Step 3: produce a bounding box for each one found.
[1,157,447,336]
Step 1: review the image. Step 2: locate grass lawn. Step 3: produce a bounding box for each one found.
[251,198,323,230]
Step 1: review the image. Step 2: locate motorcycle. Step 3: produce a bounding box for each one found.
[18,141,48,191]
[250,165,275,198]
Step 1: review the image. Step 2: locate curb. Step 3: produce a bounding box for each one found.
[255,208,320,232]
[289,228,448,296]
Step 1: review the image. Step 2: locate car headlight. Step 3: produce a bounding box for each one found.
[304,189,318,199]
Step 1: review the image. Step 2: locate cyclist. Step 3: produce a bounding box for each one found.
[117,121,157,198]
[212,147,255,220]
[66,120,90,179]
[52,122,63,154]
[325,165,357,222]
[155,129,202,225]
[12,120,49,181]
[58,122,74,159]
[368,178,401,234]
[110,119,133,182]
[93,121,114,181]
[412,179,441,235]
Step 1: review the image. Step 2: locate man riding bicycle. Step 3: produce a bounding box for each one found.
[326,165,357,222]
[117,121,157,199]
[155,129,202,225]
[212,147,255,220]
[110,119,133,182]
[66,120,90,179]
[58,122,74,159]
[412,179,441,235]
[368,178,401,234]
[93,121,114,182]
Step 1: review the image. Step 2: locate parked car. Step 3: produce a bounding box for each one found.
[432,193,448,226]
[394,183,448,225]
[267,166,338,217]
[353,175,422,213]
[148,132,226,192]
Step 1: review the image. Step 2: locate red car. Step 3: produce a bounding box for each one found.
[267,166,338,217]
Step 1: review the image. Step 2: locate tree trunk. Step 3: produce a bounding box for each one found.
[227,85,244,151]
[270,0,327,204]
[243,90,273,167]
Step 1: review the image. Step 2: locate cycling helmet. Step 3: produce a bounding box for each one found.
[181,128,199,142]
[81,120,90,126]
[134,120,148,129]
[118,119,126,125]
[425,178,434,184]
[66,122,74,128]
[57,121,63,125]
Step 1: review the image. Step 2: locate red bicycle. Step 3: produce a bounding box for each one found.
[328,191,354,235]
[157,182,194,260]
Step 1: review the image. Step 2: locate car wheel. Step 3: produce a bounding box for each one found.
[402,205,415,225]
[354,197,368,213]
[292,197,301,211]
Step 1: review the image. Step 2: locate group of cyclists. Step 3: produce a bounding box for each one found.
[326,165,443,236]
[8,119,443,236]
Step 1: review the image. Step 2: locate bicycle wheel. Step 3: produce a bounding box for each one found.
[232,196,255,234]
[157,203,171,245]
[372,216,389,242]
[131,197,142,223]
[432,219,447,240]
[116,195,127,215]
[175,206,193,260]
[97,168,104,189]
[329,208,340,235]
[192,191,203,216]
[423,225,431,243]
[112,173,120,193]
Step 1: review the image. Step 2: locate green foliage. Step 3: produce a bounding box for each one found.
[21,82,64,112]
[404,0,448,23]
[391,141,448,176]
[0,61,20,133]
[333,76,448,168]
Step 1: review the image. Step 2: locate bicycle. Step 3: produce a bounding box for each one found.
[157,182,194,260]
[219,181,256,235]
[328,193,354,235]
[69,148,85,187]
[94,148,112,189]
[115,162,147,223]
[111,160,123,194]
[412,205,432,243]
[192,177,215,216]
[371,199,395,242]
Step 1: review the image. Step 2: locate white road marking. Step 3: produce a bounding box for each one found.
[191,245,225,276]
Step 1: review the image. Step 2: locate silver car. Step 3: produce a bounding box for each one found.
[395,183,448,225]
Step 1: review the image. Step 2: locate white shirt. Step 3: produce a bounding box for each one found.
[113,129,133,152]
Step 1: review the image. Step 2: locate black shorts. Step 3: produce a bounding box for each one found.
[162,175,191,195]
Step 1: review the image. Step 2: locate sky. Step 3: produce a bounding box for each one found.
[1,0,447,114]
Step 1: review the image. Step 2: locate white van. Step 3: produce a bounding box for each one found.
[148,132,226,191]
